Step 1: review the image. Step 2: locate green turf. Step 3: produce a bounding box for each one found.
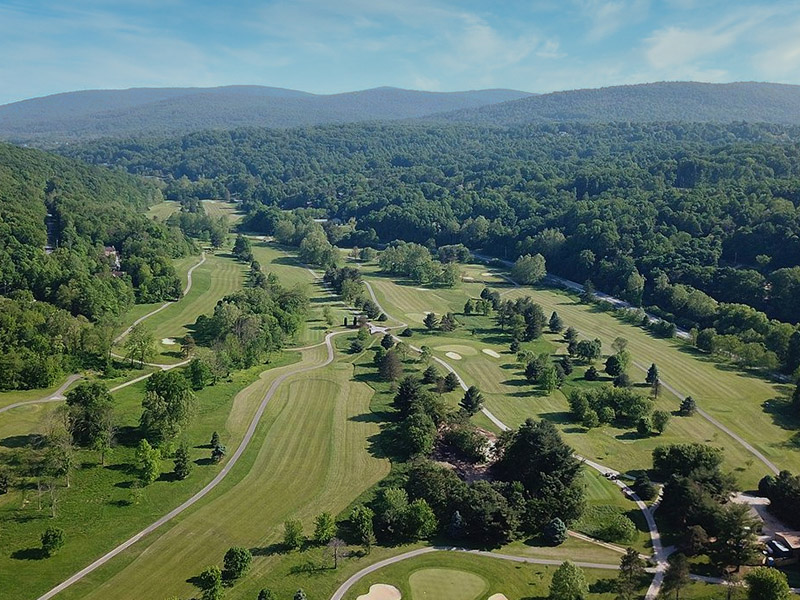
[342,550,635,600]
[145,200,181,222]
[360,266,789,489]
[409,567,488,600]
[0,351,302,600]
[203,199,244,225]
[56,341,390,600]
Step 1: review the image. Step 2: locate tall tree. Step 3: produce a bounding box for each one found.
[661,553,691,599]
[616,547,646,600]
[140,370,195,443]
[549,561,588,600]
[745,567,791,600]
[124,323,155,367]
[460,385,484,415]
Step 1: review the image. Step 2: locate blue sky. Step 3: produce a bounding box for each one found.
[1,0,799,104]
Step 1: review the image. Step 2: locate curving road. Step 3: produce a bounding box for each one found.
[113,252,206,344]
[36,330,346,600]
[359,279,668,599]
[0,374,83,415]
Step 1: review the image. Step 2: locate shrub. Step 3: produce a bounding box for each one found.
[575,506,637,543]
[543,517,568,545]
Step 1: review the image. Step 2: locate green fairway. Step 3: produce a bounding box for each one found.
[113,252,244,363]
[145,200,181,222]
[409,567,488,600]
[0,350,303,600]
[203,199,243,225]
[342,550,632,600]
[57,343,390,600]
[360,266,791,489]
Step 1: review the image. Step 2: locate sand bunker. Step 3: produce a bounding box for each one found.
[481,272,494,276]
[161,338,176,345]
[462,276,475,281]
[487,595,509,600]
[356,584,402,600]
[445,352,462,360]
[482,348,501,358]
[415,287,430,291]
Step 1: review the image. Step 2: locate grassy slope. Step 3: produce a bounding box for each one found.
[145,200,181,222]
[0,352,301,600]
[360,263,796,490]
[60,344,390,600]
[342,551,630,600]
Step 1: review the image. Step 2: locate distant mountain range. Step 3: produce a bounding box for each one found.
[432,81,800,126]
[3,81,800,143]
[0,85,531,142]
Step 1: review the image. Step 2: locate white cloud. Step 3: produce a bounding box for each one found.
[576,0,649,41]
[750,18,800,80]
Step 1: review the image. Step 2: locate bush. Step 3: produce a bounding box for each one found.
[41,527,65,557]
[633,474,657,501]
[400,327,413,337]
[350,339,365,353]
[575,506,637,544]
[442,426,488,462]
[584,366,599,381]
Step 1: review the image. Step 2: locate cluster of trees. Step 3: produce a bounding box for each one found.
[66,122,800,373]
[166,208,227,247]
[0,142,195,389]
[378,241,460,286]
[398,418,584,547]
[655,443,760,572]
[758,470,800,529]
[193,279,308,370]
[568,388,663,433]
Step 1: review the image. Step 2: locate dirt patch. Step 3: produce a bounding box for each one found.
[356,584,402,600]
[482,348,501,358]
[445,352,462,360]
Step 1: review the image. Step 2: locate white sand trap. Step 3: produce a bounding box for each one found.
[462,276,475,281]
[161,338,177,345]
[488,595,509,600]
[481,272,494,276]
[356,584,401,600]
[482,348,501,358]
[445,352,462,360]
[415,287,430,291]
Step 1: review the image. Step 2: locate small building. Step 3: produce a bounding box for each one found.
[104,246,121,270]
[768,533,800,566]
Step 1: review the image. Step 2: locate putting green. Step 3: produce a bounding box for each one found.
[408,568,487,600]
[435,344,479,356]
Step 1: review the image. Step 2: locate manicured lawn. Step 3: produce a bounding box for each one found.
[498,535,624,565]
[145,200,181,222]
[409,567,488,599]
[203,199,244,225]
[0,350,302,600]
[343,550,635,600]
[57,343,390,600]
[361,266,791,489]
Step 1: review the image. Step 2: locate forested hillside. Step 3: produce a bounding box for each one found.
[63,121,800,374]
[0,142,192,389]
[435,82,800,125]
[0,86,530,142]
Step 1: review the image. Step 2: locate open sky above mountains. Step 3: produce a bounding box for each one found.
[2,0,800,105]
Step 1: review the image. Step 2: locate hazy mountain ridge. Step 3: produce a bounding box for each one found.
[432,81,800,125]
[0,86,531,142]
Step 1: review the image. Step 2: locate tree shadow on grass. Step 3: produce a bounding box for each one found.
[250,542,283,557]
[763,396,800,433]
[194,457,215,466]
[539,411,574,426]
[11,547,46,560]
[0,434,44,449]
[114,425,143,449]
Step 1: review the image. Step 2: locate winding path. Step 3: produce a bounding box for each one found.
[113,252,206,344]
[0,374,83,415]
[359,279,668,599]
[36,331,345,600]
[0,254,207,418]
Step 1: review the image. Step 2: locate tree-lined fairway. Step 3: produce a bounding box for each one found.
[203,199,243,225]
[359,265,796,488]
[145,200,181,222]
[57,345,390,600]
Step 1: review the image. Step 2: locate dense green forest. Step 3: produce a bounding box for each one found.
[0,142,192,389]
[63,121,800,373]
